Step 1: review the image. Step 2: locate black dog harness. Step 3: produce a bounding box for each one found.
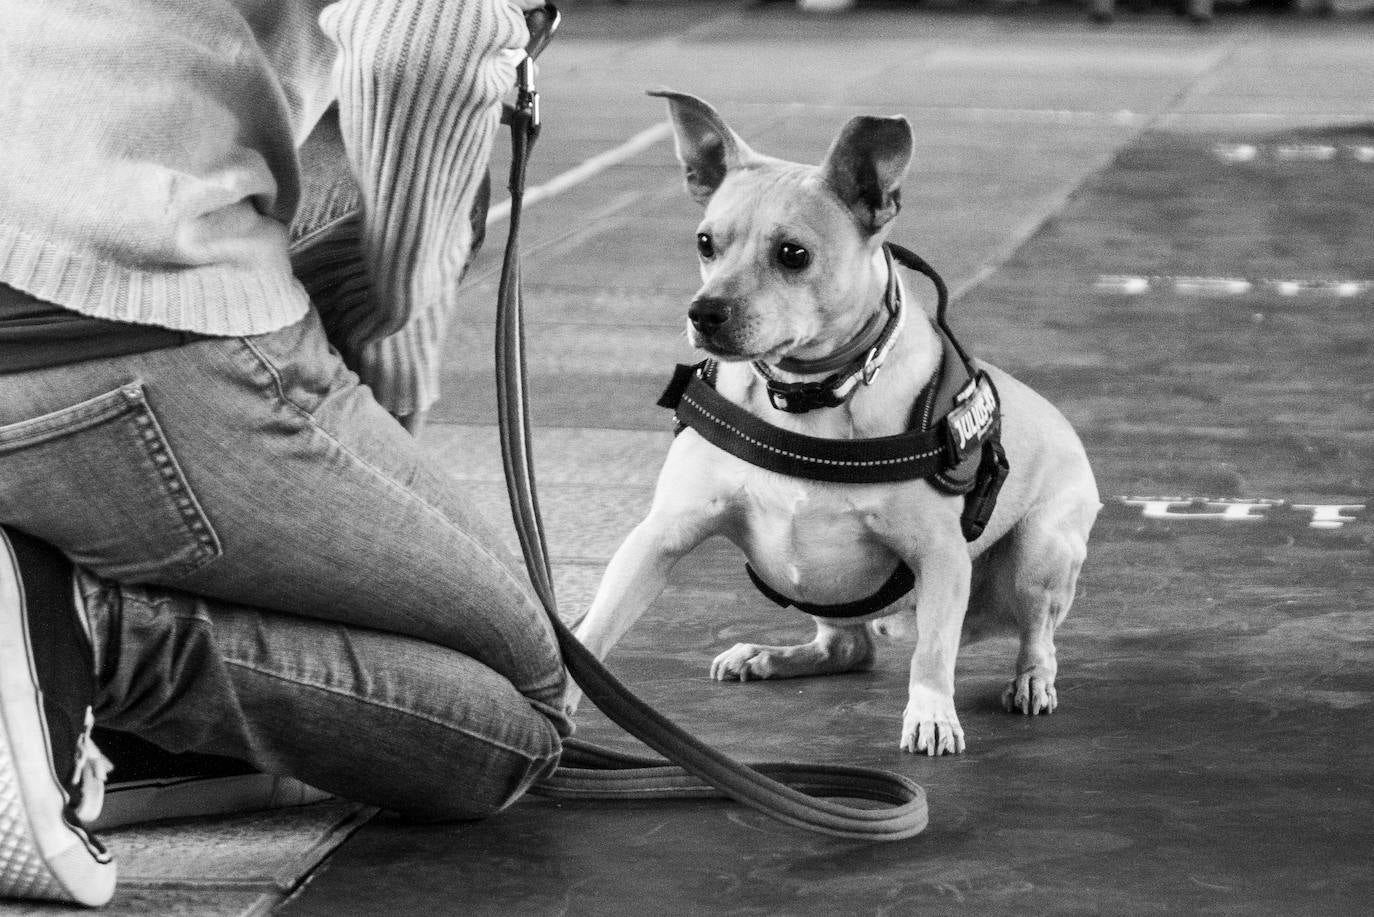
[657,244,1009,620]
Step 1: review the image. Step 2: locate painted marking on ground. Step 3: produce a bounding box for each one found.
[486,122,673,228]
[1213,142,1374,164]
[1113,497,1366,530]
[1095,275,1372,298]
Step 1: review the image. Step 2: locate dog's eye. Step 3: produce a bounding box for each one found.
[696,232,715,260]
[777,242,811,271]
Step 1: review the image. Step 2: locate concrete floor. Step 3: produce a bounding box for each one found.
[6,2,1370,914]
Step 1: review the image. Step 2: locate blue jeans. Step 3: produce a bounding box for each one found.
[0,183,570,822]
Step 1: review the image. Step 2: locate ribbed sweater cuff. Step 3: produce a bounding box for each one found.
[354,304,449,416]
[320,0,526,350]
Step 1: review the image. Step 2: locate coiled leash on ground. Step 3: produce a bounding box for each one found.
[497,7,928,841]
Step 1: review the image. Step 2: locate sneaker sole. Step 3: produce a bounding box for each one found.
[0,534,116,907]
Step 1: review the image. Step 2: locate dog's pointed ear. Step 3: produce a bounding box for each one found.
[648,89,752,205]
[819,115,914,234]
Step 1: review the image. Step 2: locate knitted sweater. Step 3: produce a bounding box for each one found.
[0,0,527,414]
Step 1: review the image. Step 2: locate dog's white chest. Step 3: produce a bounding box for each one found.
[732,472,906,604]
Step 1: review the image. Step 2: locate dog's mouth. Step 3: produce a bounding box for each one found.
[695,338,793,364]
[695,339,753,362]
[689,326,794,364]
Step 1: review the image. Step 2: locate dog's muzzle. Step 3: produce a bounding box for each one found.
[688,296,731,337]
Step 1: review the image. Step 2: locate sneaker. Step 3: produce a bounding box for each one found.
[0,525,116,907]
[90,729,331,831]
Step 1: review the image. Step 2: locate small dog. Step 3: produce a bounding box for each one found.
[568,91,1100,756]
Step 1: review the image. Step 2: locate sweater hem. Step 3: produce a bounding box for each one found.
[0,223,309,338]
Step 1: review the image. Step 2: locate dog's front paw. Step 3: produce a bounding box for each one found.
[866,613,911,640]
[1001,674,1058,716]
[900,689,965,756]
[710,643,775,681]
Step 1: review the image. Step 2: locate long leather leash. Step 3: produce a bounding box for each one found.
[496,7,928,840]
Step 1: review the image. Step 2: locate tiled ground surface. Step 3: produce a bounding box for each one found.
[6,2,1371,915]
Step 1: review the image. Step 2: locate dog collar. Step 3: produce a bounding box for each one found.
[749,247,906,414]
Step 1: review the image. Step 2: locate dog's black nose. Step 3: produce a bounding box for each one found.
[689,297,730,336]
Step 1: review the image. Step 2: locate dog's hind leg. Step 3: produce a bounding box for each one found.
[983,500,1096,716]
[709,620,875,681]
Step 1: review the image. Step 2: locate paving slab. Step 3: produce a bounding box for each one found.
[0,802,371,917]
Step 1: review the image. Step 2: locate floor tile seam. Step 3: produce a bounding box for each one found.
[943,149,1150,303]
[256,804,380,914]
[113,877,282,891]
[244,888,288,917]
[1137,32,1256,136]
[943,38,1258,307]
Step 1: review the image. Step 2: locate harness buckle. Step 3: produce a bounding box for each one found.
[960,439,1009,541]
[766,383,844,414]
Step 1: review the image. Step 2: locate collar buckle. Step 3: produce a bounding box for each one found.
[762,374,850,414]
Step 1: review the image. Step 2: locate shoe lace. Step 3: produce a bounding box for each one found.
[72,707,113,824]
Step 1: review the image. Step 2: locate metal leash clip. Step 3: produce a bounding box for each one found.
[515,5,560,133]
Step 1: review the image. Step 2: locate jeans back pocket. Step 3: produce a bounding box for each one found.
[0,381,222,582]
